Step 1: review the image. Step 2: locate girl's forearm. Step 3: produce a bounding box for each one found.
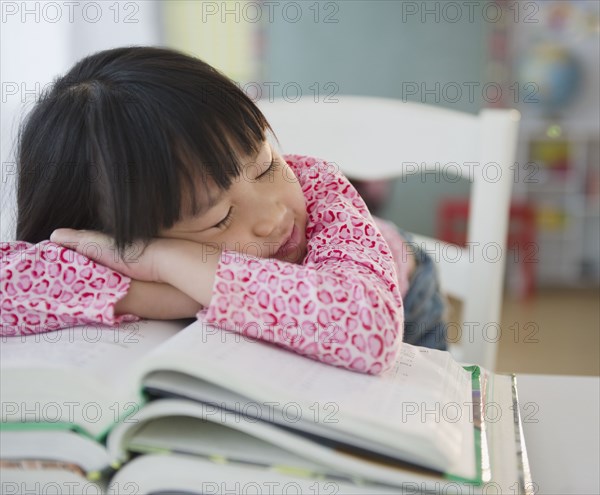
[155,240,221,308]
[115,279,204,319]
[48,230,220,313]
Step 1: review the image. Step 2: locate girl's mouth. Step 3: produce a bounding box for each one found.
[275,223,300,258]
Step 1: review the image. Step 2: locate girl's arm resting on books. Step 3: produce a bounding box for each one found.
[0,236,205,336]
[1,240,140,336]
[47,180,403,376]
[49,229,219,308]
[201,250,404,376]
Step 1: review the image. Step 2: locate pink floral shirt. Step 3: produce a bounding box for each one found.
[1,155,411,375]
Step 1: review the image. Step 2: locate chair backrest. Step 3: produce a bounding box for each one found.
[258,95,521,370]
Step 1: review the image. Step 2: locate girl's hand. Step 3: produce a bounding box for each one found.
[50,228,221,308]
[115,279,204,320]
[50,228,162,283]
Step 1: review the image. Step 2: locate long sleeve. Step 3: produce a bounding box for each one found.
[1,240,139,336]
[200,155,404,375]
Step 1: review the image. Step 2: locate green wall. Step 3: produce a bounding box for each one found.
[264,0,488,236]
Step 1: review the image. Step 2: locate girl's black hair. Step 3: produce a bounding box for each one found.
[16,46,273,255]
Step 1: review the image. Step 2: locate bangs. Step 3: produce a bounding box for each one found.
[16,46,276,255]
[69,48,273,255]
[172,103,271,221]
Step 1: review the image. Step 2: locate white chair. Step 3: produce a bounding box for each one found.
[258,95,521,371]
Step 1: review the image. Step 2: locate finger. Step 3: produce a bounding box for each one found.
[49,228,79,243]
[50,229,116,263]
[49,229,149,280]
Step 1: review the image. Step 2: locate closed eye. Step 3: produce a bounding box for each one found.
[257,157,276,179]
[215,207,233,229]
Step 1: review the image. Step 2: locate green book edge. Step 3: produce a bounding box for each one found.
[125,366,487,487]
[442,365,483,486]
[1,371,485,485]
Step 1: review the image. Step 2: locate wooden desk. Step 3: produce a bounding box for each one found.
[517,374,600,495]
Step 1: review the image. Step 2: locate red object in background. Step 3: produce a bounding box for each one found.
[438,199,537,299]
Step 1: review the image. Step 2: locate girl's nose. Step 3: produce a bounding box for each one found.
[252,201,286,238]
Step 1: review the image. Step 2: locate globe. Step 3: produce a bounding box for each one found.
[518,43,582,115]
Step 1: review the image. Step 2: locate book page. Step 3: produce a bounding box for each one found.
[0,320,185,384]
[109,453,401,495]
[129,415,334,475]
[0,430,110,473]
[137,321,470,426]
[1,320,190,437]
[134,320,476,477]
[109,398,453,491]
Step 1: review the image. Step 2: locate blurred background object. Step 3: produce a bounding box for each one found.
[516,41,582,117]
[1,0,598,375]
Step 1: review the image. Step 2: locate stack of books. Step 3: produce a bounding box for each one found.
[0,318,533,494]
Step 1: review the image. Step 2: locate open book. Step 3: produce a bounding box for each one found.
[0,318,533,493]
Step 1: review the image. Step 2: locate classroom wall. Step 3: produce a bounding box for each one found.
[263,1,487,236]
[1,1,488,240]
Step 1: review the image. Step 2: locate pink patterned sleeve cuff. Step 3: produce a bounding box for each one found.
[1,241,139,336]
